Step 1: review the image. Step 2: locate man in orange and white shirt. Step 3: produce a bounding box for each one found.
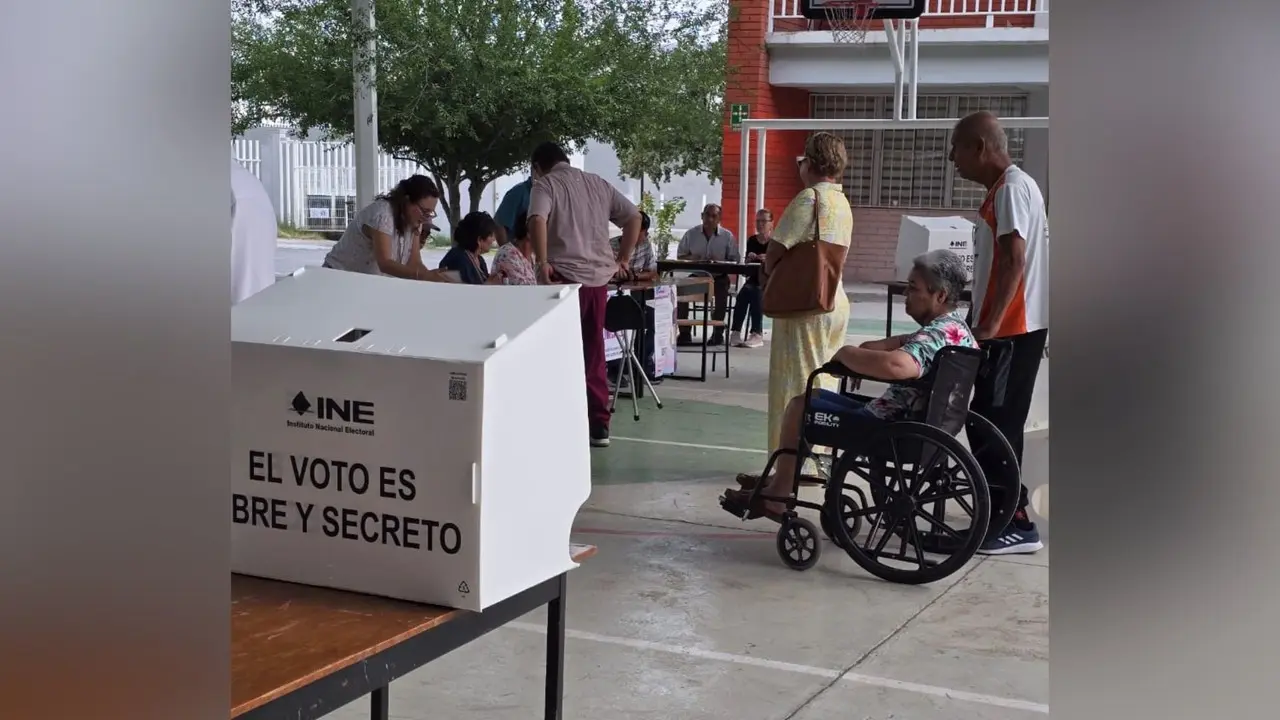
[949,111,1049,555]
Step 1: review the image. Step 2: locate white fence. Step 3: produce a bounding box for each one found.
[231,137,428,230]
[230,136,717,234]
[232,138,261,178]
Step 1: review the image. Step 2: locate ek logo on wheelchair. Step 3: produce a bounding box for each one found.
[812,411,840,428]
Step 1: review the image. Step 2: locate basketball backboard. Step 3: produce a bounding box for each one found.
[800,0,925,20]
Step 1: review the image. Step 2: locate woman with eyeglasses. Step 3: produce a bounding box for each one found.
[322,174,454,281]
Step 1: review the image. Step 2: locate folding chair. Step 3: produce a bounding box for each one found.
[605,292,663,421]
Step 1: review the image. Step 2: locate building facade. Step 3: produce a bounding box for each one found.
[721,0,1048,282]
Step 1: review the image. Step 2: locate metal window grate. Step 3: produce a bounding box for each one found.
[809,93,1029,210]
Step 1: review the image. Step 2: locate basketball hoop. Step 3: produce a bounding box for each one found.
[822,0,879,44]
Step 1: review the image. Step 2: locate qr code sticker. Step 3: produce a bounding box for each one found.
[448,373,468,401]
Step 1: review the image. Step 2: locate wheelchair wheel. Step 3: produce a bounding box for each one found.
[820,486,867,549]
[824,422,989,585]
[964,411,1021,538]
[776,516,821,571]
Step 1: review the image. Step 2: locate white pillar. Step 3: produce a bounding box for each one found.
[352,0,378,209]
[908,18,920,120]
[738,127,750,252]
[888,20,904,120]
[754,129,767,216]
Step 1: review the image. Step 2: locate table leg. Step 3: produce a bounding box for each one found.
[699,290,709,381]
[370,686,389,720]
[545,572,567,720]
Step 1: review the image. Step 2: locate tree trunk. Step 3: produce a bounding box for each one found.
[444,180,463,231]
[467,178,486,216]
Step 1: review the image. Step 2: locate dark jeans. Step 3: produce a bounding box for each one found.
[731,283,763,335]
[579,285,611,430]
[676,274,729,337]
[970,328,1048,525]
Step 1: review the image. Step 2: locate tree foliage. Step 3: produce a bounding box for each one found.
[639,192,686,260]
[232,0,728,227]
[606,3,731,188]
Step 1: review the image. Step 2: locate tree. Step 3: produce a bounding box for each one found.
[233,0,708,228]
[639,192,685,260]
[605,0,732,189]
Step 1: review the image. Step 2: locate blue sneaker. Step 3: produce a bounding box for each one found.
[978,511,1043,555]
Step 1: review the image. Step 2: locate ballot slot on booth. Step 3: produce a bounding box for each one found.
[231,268,591,611]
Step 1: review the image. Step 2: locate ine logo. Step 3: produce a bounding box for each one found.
[289,391,312,416]
[286,392,377,437]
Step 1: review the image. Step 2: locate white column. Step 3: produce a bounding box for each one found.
[352,0,378,209]
[754,129,767,215]
[888,20,904,120]
[738,127,750,252]
[908,19,920,120]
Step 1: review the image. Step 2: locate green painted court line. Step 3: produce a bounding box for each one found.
[607,397,766,450]
[591,397,769,485]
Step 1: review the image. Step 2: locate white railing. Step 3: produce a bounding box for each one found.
[232,133,719,232]
[277,140,427,229]
[232,138,261,178]
[769,0,1048,32]
[230,136,428,229]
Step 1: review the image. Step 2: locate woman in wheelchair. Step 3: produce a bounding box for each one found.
[723,249,976,521]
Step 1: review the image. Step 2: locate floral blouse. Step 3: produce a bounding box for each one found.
[867,310,978,419]
[493,243,537,286]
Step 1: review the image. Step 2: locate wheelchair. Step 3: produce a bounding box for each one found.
[719,345,1022,585]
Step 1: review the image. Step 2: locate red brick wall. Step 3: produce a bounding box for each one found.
[846,207,978,282]
[721,0,809,240]
[731,0,1034,280]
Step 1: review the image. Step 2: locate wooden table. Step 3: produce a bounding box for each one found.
[231,544,597,720]
[878,280,973,337]
[657,259,760,281]
[654,276,721,382]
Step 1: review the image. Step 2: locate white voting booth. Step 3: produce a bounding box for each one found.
[894,215,976,281]
[231,268,591,612]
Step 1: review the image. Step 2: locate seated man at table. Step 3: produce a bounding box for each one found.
[675,203,739,346]
[609,211,658,282]
[731,208,771,348]
[722,249,976,520]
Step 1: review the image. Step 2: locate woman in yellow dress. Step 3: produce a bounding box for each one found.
[746,133,854,485]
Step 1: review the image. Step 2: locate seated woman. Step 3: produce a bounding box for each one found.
[491,213,538,285]
[439,211,506,285]
[723,249,977,520]
[609,212,658,282]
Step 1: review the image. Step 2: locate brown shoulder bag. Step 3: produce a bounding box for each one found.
[761,188,848,319]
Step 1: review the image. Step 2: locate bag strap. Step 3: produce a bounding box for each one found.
[811,187,822,243]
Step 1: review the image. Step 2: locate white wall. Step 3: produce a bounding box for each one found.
[1022,86,1049,203]
[770,43,1048,88]
[240,125,287,219]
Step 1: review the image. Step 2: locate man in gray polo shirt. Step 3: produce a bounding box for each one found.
[675,203,739,346]
[527,142,642,448]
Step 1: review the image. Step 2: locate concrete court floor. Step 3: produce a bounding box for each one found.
[317,294,1050,720]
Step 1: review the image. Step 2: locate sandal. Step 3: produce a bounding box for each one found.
[720,488,788,524]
